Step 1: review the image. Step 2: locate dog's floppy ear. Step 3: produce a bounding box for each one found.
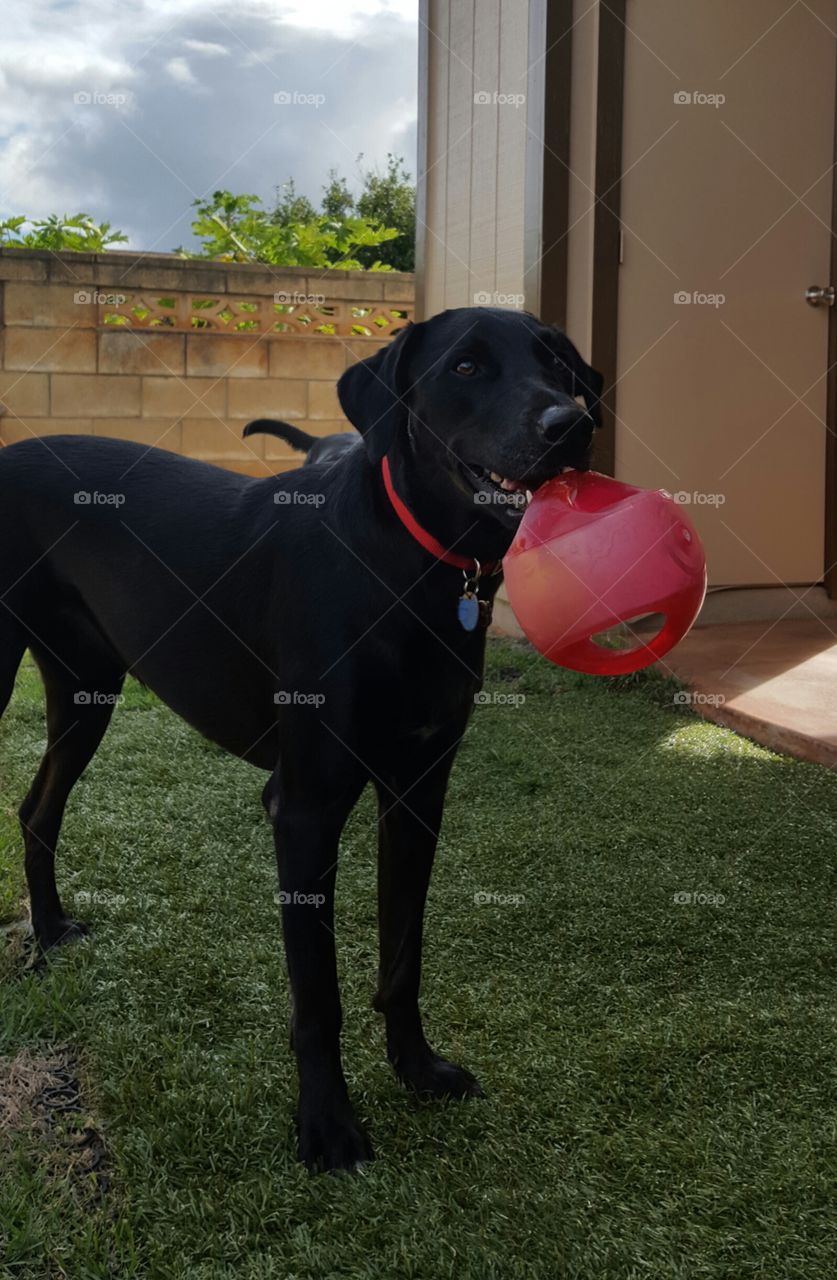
[337,322,420,464]
[553,330,604,429]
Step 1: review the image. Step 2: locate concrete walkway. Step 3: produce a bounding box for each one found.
[663,619,837,770]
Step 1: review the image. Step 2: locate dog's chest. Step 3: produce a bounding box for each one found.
[386,644,482,742]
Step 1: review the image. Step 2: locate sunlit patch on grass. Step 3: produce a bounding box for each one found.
[658,719,775,762]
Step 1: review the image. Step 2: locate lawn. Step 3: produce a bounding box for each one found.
[0,641,835,1280]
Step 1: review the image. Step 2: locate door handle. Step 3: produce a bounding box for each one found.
[805,285,835,307]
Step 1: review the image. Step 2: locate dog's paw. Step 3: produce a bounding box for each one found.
[35,917,89,953]
[396,1050,483,1100]
[296,1104,373,1174]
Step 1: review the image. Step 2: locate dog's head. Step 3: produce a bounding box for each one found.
[337,307,603,534]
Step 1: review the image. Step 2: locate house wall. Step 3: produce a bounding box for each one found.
[417,0,540,316]
[0,250,413,476]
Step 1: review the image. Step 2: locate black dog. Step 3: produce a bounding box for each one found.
[243,418,359,467]
[0,307,601,1172]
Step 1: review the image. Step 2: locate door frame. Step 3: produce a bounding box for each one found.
[825,33,837,597]
[589,0,626,476]
[525,0,575,327]
[535,0,626,475]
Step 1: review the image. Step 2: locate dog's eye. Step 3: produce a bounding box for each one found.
[453,359,478,377]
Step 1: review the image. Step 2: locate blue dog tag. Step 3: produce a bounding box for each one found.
[458,592,479,631]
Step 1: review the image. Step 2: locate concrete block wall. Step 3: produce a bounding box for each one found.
[0,250,414,476]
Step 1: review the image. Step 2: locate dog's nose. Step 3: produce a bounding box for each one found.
[538,403,590,444]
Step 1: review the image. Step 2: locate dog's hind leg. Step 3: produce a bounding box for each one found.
[260,772,279,821]
[21,644,124,952]
[373,736,482,1100]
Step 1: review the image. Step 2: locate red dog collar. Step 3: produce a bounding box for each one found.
[380,456,499,575]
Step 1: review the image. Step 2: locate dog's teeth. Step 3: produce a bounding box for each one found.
[489,471,503,483]
[500,478,517,491]
[525,490,533,504]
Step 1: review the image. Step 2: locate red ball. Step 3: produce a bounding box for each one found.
[503,471,707,675]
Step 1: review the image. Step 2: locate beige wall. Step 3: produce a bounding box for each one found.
[0,251,413,476]
[418,0,540,317]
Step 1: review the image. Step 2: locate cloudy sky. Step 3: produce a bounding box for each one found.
[0,0,418,250]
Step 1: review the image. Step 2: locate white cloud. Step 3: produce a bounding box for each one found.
[276,0,417,37]
[181,39,230,57]
[165,57,197,85]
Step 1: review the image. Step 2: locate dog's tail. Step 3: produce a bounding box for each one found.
[242,419,317,454]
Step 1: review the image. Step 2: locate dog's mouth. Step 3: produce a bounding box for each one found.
[461,462,575,517]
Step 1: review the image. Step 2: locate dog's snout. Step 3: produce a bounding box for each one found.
[538,403,590,444]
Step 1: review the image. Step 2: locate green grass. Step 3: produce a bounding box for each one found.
[1,642,835,1280]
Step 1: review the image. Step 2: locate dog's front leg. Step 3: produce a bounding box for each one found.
[272,763,371,1173]
[373,746,482,1100]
